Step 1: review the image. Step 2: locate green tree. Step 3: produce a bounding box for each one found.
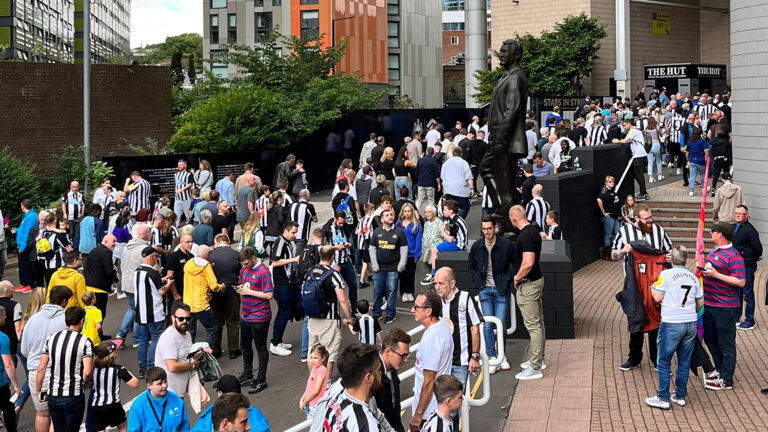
[171,50,184,86]
[136,33,203,65]
[187,55,197,84]
[0,148,42,249]
[473,13,606,102]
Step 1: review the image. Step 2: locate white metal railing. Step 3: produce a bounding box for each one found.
[284,315,506,432]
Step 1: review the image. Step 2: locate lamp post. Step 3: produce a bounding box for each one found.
[83,0,91,194]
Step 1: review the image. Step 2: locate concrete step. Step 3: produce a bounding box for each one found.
[665,227,714,238]
[669,236,714,250]
[654,217,714,229]
[650,198,713,210]
[651,208,713,218]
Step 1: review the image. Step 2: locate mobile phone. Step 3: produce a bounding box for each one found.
[9,391,18,404]
[696,266,707,272]
[39,391,47,402]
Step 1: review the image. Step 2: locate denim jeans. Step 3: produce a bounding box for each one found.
[338,261,358,309]
[48,394,86,432]
[450,365,469,428]
[191,307,218,346]
[478,286,509,358]
[372,271,398,319]
[118,292,138,341]
[741,266,757,325]
[271,284,294,346]
[16,353,29,410]
[656,321,696,401]
[135,321,164,371]
[647,142,662,176]
[394,177,412,200]
[301,316,309,358]
[601,216,620,247]
[481,207,496,218]
[445,194,471,219]
[703,306,739,383]
[689,163,706,192]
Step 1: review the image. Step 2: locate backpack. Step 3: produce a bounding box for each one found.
[301,268,335,318]
[642,130,653,153]
[36,233,54,259]
[335,196,354,225]
[296,244,321,281]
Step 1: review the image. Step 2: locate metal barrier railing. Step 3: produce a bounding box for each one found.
[284,315,506,432]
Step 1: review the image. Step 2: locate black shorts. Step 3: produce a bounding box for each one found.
[360,249,370,263]
[91,402,127,430]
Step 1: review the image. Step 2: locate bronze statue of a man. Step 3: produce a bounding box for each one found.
[480,39,529,235]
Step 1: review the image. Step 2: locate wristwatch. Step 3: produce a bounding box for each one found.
[471,354,481,361]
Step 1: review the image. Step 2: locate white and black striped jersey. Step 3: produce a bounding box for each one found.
[62,191,84,220]
[525,197,550,232]
[134,264,166,325]
[153,199,163,217]
[356,215,375,250]
[329,225,352,265]
[289,200,317,241]
[150,226,162,248]
[174,171,193,201]
[91,364,133,407]
[612,222,672,255]
[446,215,468,250]
[441,289,483,366]
[256,196,269,227]
[43,230,70,270]
[316,390,382,432]
[420,410,453,432]
[696,103,717,121]
[635,116,649,131]
[281,190,294,207]
[587,125,607,145]
[667,114,685,143]
[127,179,151,213]
[353,315,381,345]
[547,224,562,240]
[43,329,94,397]
[308,265,346,320]
[270,235,295,286]
[481,186,493,209]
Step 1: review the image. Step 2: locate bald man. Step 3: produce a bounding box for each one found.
[183,244,225,344]
[84,234,119,319]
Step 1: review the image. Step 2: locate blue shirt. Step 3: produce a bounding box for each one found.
[532,161,554,177]
[687,139,709,165]
[78,215,103,254]
[0,332,9,387]
[215,178,235,208]
[127,389,189,432]
[396,220,422,260]
[191,404,271,432]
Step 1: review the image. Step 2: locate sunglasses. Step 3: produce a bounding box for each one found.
[174,315,192,322]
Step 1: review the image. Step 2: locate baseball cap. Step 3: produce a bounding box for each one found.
[215,375,241,394]
[142,246,158,257]
[710,222,734,240]
[96,339,123,358]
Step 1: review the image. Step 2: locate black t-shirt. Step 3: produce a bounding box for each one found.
[598,186,621,218]
[521,176,536,206]
[212,214,229,237]
[371,226,407,272]
[568,126,588,147]
[369,186,389,207]
[394,162,409,177]
[0,298,20,354]
[209,246,241,296]
[471,139,487,166]
[514,224,542,282]
[165,250,194,295]
[381,159,395,180]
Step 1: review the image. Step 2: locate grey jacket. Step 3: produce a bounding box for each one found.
[121,238,150,294]
[19,304,66,371]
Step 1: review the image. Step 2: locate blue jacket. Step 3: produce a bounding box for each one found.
[15,208,37,252]
[416,156,439,188]
[78,215,103,254]
[127,389,189,432]
[467,236,516,296]
[192,403,270,432]
[396,220,422,260]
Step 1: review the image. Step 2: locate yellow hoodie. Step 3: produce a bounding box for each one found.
[183,257,224,313]
[47,267,87,309]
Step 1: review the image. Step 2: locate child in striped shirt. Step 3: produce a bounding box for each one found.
[356,203,376,288]
[87,339,139,432]
[348,300,382,347]
[421,375,464,432]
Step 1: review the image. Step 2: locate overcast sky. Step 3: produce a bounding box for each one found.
[131,0,202,48]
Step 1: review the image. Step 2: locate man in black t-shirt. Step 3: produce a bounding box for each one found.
[269,221,300,356]
[568,118,589,147]
[369,209,407,323]
[164,235,193,323]
[509,205,546,381]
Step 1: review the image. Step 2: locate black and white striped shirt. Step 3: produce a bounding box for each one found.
[525,197,550,232]
[289,200,317,241]
[62,191,84,220]
[635,116,649,131]
[174,171,193,201]
[134,264,166,325]
[356,215,374,250]
[667,114,685,143]
[447,215,468,250]
[150,226,162,248]
[441,289,483,366]
[256,196,269,228]
[91,365,132,406]
[612,222,672,255]
[353,315,381,345]
[316,390,382,432]
[43,329,94,397]
[127,179,151,213]
[329,225,352,265]
[308,265,346,320]
[696,103,717,122]
[43,230,70,270]
[281,190,294,207]
[420,410,453,432]
[588,125,607,145]
[270,235,294,287]
[481,186,493,209]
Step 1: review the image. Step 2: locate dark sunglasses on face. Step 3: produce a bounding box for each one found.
[174,315,191,322]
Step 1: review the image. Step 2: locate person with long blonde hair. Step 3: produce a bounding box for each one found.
[240,211,267,258]
[379,147,396,197]
[396,203,421,302]
[16,286,46,418]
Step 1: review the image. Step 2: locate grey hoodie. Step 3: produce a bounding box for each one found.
[121,237,150,294]
[19,304,67,371]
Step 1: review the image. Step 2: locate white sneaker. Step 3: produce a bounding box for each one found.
[500,358,511,370]
[649,177,655,183]
[269,343,292,356]
[515,367,543,380]
[645,395,670,410]
[408,293,415,302]
[402,294,408,303]
[489,363,498,375]
[676,168,682,175]
[670,393,686,407]
[689,191,694,196]
[520,359,547,370]
[658,174,665,181]
[381,300,387,310]
[116,292,127,300]
[278,342,293,350]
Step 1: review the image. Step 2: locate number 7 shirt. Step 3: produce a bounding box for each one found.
[654,266,702,324]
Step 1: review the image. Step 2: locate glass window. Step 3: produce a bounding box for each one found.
[211,0,227,8]
[300,0,319,4]
[443,0,464,11]
[255,0,264,6]
[388,54,399,81]
[273,0,281,5]
[210,15,219,44]
[387,21,399,48]
[450,36,459,45]
[211,51,228,78]
[300,10,319,39]
[387,0,399,15]
[228,14,237,43]
[255,12,272,39]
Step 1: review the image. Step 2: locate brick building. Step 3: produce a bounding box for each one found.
[0,63,172,172]
[491,0,730,97]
